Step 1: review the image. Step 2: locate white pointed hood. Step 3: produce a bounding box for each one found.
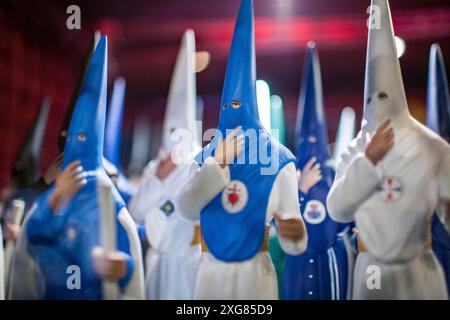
[363,0,412,132]
[160,29,198,158]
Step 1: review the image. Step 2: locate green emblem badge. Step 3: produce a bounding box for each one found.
[160,200,175,217]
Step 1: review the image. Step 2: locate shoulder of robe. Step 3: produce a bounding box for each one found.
[282,161,297,174]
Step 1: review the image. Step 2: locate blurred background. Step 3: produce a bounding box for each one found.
[0,0,449,189]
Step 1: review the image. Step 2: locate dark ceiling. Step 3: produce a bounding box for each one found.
[8,0,450,143]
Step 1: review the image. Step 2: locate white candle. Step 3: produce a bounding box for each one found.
[98,182,119,300]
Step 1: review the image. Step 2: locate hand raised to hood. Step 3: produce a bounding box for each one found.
[214,126,244,168]
[43,153,64,185]
[49,160,87,212]
[365,119,394,166]
[298,157,322,194]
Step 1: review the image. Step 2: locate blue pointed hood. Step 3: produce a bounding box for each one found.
[58,32,101,153]
[426,44,450,142]
[295,42,330,170]
[104,77,126,168]
[217,0,260,133]
[62,36,108,171]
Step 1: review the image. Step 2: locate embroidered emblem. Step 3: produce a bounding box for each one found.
[221,180,248,214]
[377,176,403,202]
[303,200,327,224]
[160,200,175,216]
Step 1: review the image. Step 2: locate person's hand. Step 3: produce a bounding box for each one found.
[273,211,305,242]
[43,153,64,185]
[155,155,177,181]
[49,160,87,212]
[2,223,20,241]
[214,126,244,168]
[365,119,394,166]
[298,157,322,193]
[92,247,127,281]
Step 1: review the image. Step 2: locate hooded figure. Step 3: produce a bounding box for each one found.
[103,78,136,204]
[3,98,51,214]
[58,32,101,153]
[58,32,134,202]
[128,29,202,300]
[283,43,351,300]
[159,32,199,159]
[10,36,144,300]
[426,44,450,296]
[176,0,307,300]
[11,98,50,190]
[327,0,450,299]
[1,97,51,279]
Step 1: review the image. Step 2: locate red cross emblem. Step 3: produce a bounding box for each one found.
[377,176,403,202]
[227,184,240,207]
[221,180,248,214]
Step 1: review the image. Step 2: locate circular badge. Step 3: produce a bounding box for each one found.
[377,176,403,202]
[221,180,248,214]
[303,200,327,224]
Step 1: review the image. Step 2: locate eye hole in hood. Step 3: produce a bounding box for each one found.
[77,133,87,142]
[378,92,389,101]
[231,100,241,109]
[307,135,317,143]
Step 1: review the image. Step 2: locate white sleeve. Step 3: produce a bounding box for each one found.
[272,162,308,255]
[176,157,230,222]
[437,153,450,233]
[327,134,383,223]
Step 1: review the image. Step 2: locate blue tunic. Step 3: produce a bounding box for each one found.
[284,190,350,300]
[196,131,295,262]
[426,44,450,297]
[25,171,133,300]
[432,215,450,296]
[284,42,352,300]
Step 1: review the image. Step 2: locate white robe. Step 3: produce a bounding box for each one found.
[176,157,308,300]
[128,158,200,300]
[327,121,450,300]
